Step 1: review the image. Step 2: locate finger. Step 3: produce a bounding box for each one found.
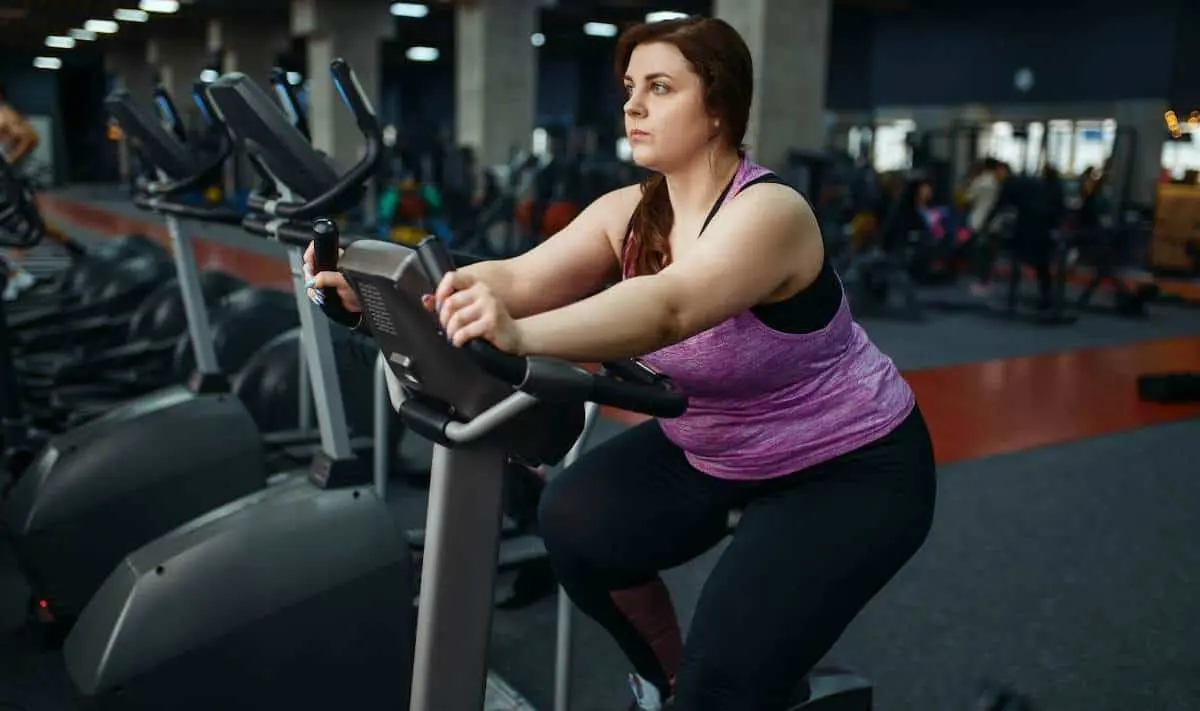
[421,294,436,312]
[304,242,315,269]
[434,271,459,308]
[439,289,476,330]
[450,315,494,348]
[444,301,485,341]
[338,285,360,311]
[306,287,325,306]
[311,272,340,290]
[437,270,477,307]
[444,282,491,317]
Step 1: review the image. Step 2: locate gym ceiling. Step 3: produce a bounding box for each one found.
[0,0,915,58]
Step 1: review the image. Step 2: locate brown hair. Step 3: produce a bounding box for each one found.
[615,16,753,277]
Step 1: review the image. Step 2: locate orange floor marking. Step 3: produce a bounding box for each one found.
[39,194,1200,466]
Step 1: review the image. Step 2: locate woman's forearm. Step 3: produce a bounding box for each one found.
[456,259,539,318]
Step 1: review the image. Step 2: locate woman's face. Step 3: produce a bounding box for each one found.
[916,183,933,206]
[623,42,718,172]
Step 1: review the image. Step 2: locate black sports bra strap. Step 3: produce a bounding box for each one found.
[699,172,788,236]
[624,170,790,244]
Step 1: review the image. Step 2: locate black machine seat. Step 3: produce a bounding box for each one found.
[105,90,200,182]
[205,73,339,202]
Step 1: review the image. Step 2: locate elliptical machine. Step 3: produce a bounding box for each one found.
[60,59,409,709]
[0,148,54,490]
[0,83,270,643]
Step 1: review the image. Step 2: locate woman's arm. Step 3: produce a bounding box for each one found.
[515,184,822,362]
[0,108,39,164]
[456,185,641,318]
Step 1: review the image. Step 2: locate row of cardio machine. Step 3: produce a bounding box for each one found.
[0,61,872,711]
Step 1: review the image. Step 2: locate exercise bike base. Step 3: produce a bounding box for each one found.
[63,475,415,711]
[1,385,265,622]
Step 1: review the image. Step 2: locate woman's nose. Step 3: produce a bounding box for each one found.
[623,95,645,118]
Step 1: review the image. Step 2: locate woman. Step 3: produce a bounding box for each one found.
[308,16,936,710]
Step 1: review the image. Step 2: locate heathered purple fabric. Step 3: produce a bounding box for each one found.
[629,158,915,480]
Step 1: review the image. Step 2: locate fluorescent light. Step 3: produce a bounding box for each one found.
[531,32,545,47]
[45,35,75,49]
[405,46,439,62]
[33,56,63,70]
[200,68,219,82]
[646,11,688,23]
[84,19,120,33]
[68,28,97,41]
[390,3,428,18]
[583,22,618,37]
[114,8,149,21]
[138,0,179,13]
[286,71,302,84]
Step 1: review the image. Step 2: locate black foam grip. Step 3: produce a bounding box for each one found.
[311,218,359,327]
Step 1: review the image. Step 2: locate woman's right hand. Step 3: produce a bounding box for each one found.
[303,241,362,313]
[420,268,486,315]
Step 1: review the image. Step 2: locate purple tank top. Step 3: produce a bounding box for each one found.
[628,158,915,480]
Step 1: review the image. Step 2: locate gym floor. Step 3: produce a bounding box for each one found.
[1,186,1198,710]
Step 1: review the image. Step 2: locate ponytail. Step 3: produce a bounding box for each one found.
[622,173,675,278]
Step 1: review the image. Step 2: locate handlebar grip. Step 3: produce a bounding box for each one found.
[590,376,688,419]
[601,359,664,386]
[191,80,218,128]
[413,235,529,382]
[329,58,379,135]
[309,218,360,328]
[312,218,341,272]
[270,67,309,139]
[464,341,528,386]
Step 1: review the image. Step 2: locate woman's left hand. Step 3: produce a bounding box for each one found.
[433,271,525,354]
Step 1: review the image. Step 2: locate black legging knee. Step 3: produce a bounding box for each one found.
[539,407,938,710]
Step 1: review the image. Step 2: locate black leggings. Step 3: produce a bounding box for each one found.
[539,406,937,710]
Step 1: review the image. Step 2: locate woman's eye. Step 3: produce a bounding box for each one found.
[652,83,669,94]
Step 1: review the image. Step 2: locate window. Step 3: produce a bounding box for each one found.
[847,126,873,162]
[1071,119,1116,175]
[872,120,915,172]
[1161,129,1200,179]
[1045,120,1074,174]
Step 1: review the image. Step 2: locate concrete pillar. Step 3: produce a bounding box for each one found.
[1113,99,1167,208]
[208,18,289,83]
[714,0,832,173]
[208,18,291,196]
[146,34,210,123]
[292,0,394,170]
[456,0,539,166]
